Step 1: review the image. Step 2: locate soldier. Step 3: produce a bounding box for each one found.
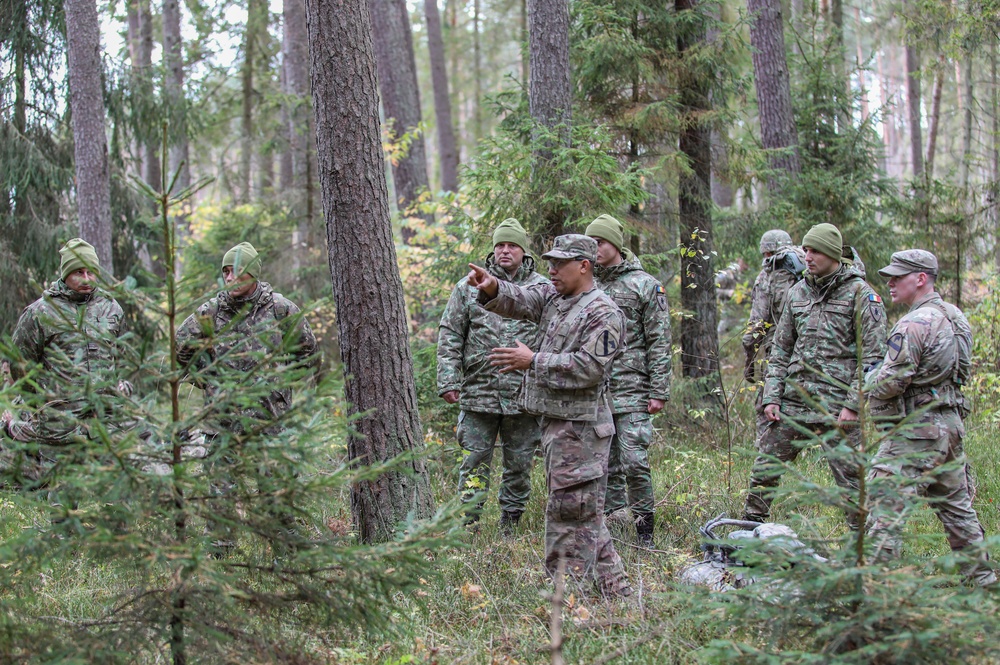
[864,250,995,586]
[742,230,806,444]
[466,234,632,598]
[586,214,671,547]
[3,238,131,451]
[437,218,548,530]
[743,223,887,528]
[176,242,319,552]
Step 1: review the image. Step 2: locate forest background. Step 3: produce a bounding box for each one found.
[4,0,1000,661]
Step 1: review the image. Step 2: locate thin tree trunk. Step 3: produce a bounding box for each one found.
[473,0,482,141]
[163,0,190,247]
[676,0,720,392]
[747,0,801,192]
[521,0,529,85]
[279,62,293,189]
[992,40,1000,273]
[925,56,944,181]
[528,0,572,241]
[370,0,435,241]
[241,0,266,203]
[876,40,893,177]
[306,0,435,543]
[958,54,973,189]
[424,0,459,192]
[854,6,869,123]
[829,0,851,131]
[65,0,114,274]
[128,0,161,274]
[284,0,311,283]
[906,44,924,178]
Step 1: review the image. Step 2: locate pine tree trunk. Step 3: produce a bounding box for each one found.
[877,39,895,178]
[241,0,266,203]
[854,6,869,123]
[424,0,459,192]
[163,0,190,246]
[65,0,114,275]
[925,55,944,180]
[284,0,311,282]
[829,0,851,131]
[473,0,482,141]
[992,40,1000,273]
[370,0,435,242]
[958,54,972,189]
[306,0,435,543]
[676,0,720,391]
[528,0,572,241]
[747,0,801,192]
[905,44,924,178]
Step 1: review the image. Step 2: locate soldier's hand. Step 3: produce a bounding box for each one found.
[467,263,498,298]
[647,398,665,415]
[837,407,859,423]
[490,341,534,373]
[441,390,460,404]
[764,404,781,422]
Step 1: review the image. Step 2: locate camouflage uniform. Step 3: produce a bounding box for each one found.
[7,280,128,447]
[594,252,671,531]
[437,254,548,518]
[864,255,993,585]
[481,235,631,596]
[742,243,806,443]
[745,261,887,528]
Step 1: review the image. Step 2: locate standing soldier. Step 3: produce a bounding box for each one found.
[586,214,671,547]
[467,234,633,598]
[742,230,806,443]
[437,218,548,531]
[743,223,887,528]
[864,250,995,586]
[3,238,131,450]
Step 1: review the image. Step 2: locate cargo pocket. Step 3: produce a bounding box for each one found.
[551,479,600,522]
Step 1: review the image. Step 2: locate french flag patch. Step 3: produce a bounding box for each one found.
[868,294,882,303]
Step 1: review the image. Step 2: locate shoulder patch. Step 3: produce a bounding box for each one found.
[655,284,667,311]
[867,293,884,322]
[868,293,882,303]
[591,329,619,358]
[887,332,904,361]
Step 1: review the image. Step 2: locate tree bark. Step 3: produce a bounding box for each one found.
[676,0,720,390]
[370,0,435,241]
[241,0,267,203]
[424,0,459,192]
[958,54,972,189]
[925,55,945,180]
[65,0,114,275]
[127,0,160,191]
[905,44,924,179]
[306,0,434,543]
[829,0,851,131]
[877,39,895,178]
[163,0,191,247]
[747,0,801,192]
[473,0,482,141]
[528,0,572,241]
[284,0,312,282]
[854,6,870,123]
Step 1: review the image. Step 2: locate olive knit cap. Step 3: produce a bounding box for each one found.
[492,218,530,251]
[801,223,843,262]
[59,238,101,280]
[585,214,625,254]
[222,242,262,278]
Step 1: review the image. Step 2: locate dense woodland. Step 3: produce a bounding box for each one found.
[4,0,1000,661]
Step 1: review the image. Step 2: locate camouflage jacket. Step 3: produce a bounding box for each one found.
[865,292,970,413]
[437,255,549,414]
[742,246,806,371]
[595,252,672,412]
[11,280,127,401]
[482,282,625,422]
[175,282,319,430]
[763,263,887,419]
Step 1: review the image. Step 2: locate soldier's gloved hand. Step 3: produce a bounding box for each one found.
[117,380,134,397]
[441,390,460,404]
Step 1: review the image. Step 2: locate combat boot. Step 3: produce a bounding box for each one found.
[636,513,655,549]
[499,509,523,536]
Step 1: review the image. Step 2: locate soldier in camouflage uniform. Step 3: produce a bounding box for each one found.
[742,230,806,444]
[467,234,632,598]
[743,223,887,529]
[864,250,995,586]
[3,239,131,456]
[437,218,548,529]
[586,214,671,547]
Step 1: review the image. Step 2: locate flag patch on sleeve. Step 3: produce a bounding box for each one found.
[656,285,665,295]
[868,294,882,303]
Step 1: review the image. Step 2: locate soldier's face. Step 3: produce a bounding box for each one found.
[494,242,525,271]
[548,258,589,296]
[64,268,97,294]
[804,247,838,277]
[593,238,622,267]
[223,265,258,298]
[887,272,923,305]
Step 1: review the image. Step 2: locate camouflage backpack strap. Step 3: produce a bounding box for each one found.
[563,288,604,327]
[914,298,965,389]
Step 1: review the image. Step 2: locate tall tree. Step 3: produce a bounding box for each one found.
[528,0,571,240]
[424,0,460,192]
[370,0,434,239]
[747,0,801,191]
[127,0,159,193]
[65,0,114,273]
[306,0,435,543]
[240,0,268,202]
[925,53,945,180]
[905,44,924,178]
[283,0,313,282]
[163,0,189,220]
[676,0,719,390]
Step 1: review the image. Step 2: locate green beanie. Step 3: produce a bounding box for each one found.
[492,218,530,251]
[59,238,101,280]
[801,223,843,262]
[585,214,625,254]
[222,242,262,278]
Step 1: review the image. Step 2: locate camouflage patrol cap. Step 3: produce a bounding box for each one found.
[878,249,938,278]
[541,234,597,263]
[759,229,793,254]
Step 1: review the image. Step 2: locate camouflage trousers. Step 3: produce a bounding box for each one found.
[745,418,861,529]
[541,416,630,597]
[604,411,654,522]
[457,411,540,514]
[866,406,995,586]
